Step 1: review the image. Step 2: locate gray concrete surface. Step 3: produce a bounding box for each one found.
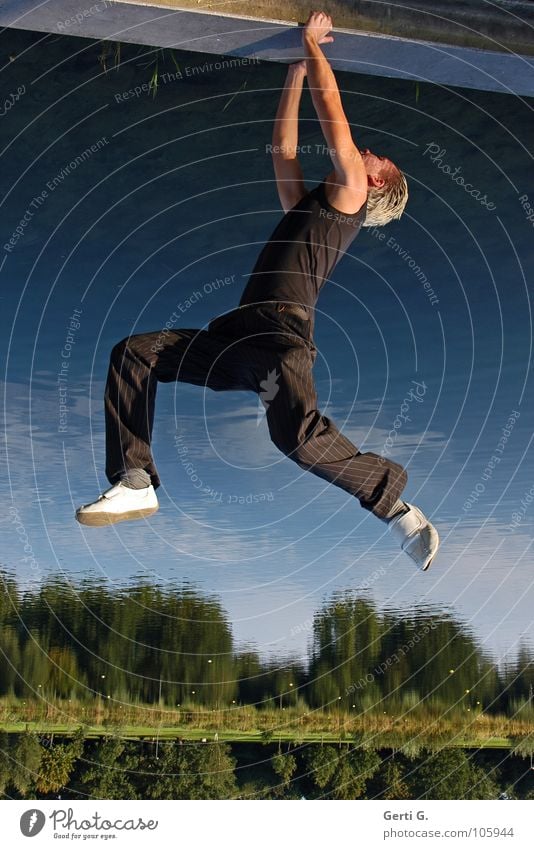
[115,0,534,55]
[1,0,533,96]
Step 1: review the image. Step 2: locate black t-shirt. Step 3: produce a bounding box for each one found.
[239,179,367,311]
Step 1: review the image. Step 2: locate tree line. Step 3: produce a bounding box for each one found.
[1,730,533,800]
[0,570,532,715]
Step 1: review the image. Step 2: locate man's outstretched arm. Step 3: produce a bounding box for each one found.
[303,11,367,214]
[270,61,308,213]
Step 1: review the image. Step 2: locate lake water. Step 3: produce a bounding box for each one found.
[1,28,533,690]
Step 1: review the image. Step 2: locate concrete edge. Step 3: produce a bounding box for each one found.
[1,0,533,96]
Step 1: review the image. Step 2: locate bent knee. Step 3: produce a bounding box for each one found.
[109,339,130,368]
[270,432,293,457]
[270,432,314,466]
[110,334,153,364]
[110,337,130,360]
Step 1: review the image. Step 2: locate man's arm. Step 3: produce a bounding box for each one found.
[302,11,367,214]
[271,61,308,213]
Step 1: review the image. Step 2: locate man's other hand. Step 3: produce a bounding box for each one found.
[288,60,307,76]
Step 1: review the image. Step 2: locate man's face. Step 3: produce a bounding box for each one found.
[359,148,397,187]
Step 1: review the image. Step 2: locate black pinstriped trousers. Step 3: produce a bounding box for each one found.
[104,303,407,519]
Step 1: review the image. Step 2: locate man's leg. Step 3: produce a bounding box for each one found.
[104,328,252,490]
[263,345,438,568]
[264,346,406,519]
[77,325,256,525]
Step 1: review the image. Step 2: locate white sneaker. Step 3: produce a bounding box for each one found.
[75,481,159,527]
[388,502,439,571]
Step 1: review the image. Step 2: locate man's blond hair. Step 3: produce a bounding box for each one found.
[363,167,408,228]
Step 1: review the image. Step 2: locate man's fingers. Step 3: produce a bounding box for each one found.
[303,9,334,42]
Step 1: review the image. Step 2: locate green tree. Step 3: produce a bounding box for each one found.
[35,729,84,795]
[307,598,385,709]
[271,751,298,796]
[375,758,411,800]
[0,627,21,696]
[0,732,12,794]
[329,748,381,799]
[303,745,338,789]
[303,745,380,799]
[46,646,82,699]
[10,732,42,797]
[144,741,237,799]
[409,749,500,800]
[75,735,139,799]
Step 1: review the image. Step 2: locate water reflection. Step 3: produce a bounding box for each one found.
[1,29,533,665]
[1,571,531,717]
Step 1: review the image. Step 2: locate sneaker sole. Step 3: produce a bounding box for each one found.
[75,506,159,527]
[421,555,435,572]
[421,531,440,572]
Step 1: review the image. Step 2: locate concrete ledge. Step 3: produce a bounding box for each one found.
[1,0,533,95]
[115,0,534,55]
